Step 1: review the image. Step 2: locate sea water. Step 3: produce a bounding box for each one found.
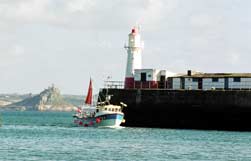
[1,111,251,161]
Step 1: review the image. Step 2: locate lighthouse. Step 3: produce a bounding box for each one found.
[124,27,143,89]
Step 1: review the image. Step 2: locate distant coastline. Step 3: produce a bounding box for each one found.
[0,85,85,112]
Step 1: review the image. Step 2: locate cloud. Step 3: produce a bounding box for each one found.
[0,0,70,26]
[0,0,251,94]
[0,0,180,31]
[0,44,25,67]
[0,0,51,22]
[227,52,240,65]
[189,14,223,28]
[66,0,96,13]
[137,0,179,29]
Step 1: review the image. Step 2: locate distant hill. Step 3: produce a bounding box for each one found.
[62,94,100,107]
[62,95,84,107]
[3,85,77,111]
[0,94,33,107]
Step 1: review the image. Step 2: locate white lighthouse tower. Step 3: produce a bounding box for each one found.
[124,27,143,88]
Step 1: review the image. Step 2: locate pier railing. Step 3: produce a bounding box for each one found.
[104,81,124,89]
[104,80,251,91]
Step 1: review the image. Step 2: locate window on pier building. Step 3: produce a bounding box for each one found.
[167,78,173,89]
[141,73,147,82]
[192,78,198,82]
[212,78,219,82]
[233,77,241,82]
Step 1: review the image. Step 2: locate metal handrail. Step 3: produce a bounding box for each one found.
[104,81,124,89]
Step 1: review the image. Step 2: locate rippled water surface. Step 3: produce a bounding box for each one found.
[1,111,251,161]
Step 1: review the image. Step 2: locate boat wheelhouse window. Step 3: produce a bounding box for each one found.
[234,77,241,82]
[192,78,198,82]
[105,108,107,110]
[112,108,114,111]
[212,78,219,82]
[115,108,118,112]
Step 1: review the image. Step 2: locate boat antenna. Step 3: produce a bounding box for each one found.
[105,75,112,97]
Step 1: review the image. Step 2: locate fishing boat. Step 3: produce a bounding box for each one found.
[73,79,126,127]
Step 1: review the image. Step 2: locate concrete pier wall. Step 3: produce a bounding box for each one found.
[98,89,251,131]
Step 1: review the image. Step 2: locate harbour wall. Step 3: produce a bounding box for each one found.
[98,89,251,131]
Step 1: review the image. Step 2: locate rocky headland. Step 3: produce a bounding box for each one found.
[2,85,80,112]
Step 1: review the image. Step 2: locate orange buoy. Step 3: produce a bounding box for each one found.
[96,118,101,123]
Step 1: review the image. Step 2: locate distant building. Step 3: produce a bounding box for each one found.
[129,69,251,90]
[123,27,251,91]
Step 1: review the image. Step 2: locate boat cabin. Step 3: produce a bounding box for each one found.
[96,104,123,113]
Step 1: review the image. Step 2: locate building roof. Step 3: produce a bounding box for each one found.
[172,73,251,78]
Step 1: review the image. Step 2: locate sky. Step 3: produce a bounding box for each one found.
[1,0,251,95]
